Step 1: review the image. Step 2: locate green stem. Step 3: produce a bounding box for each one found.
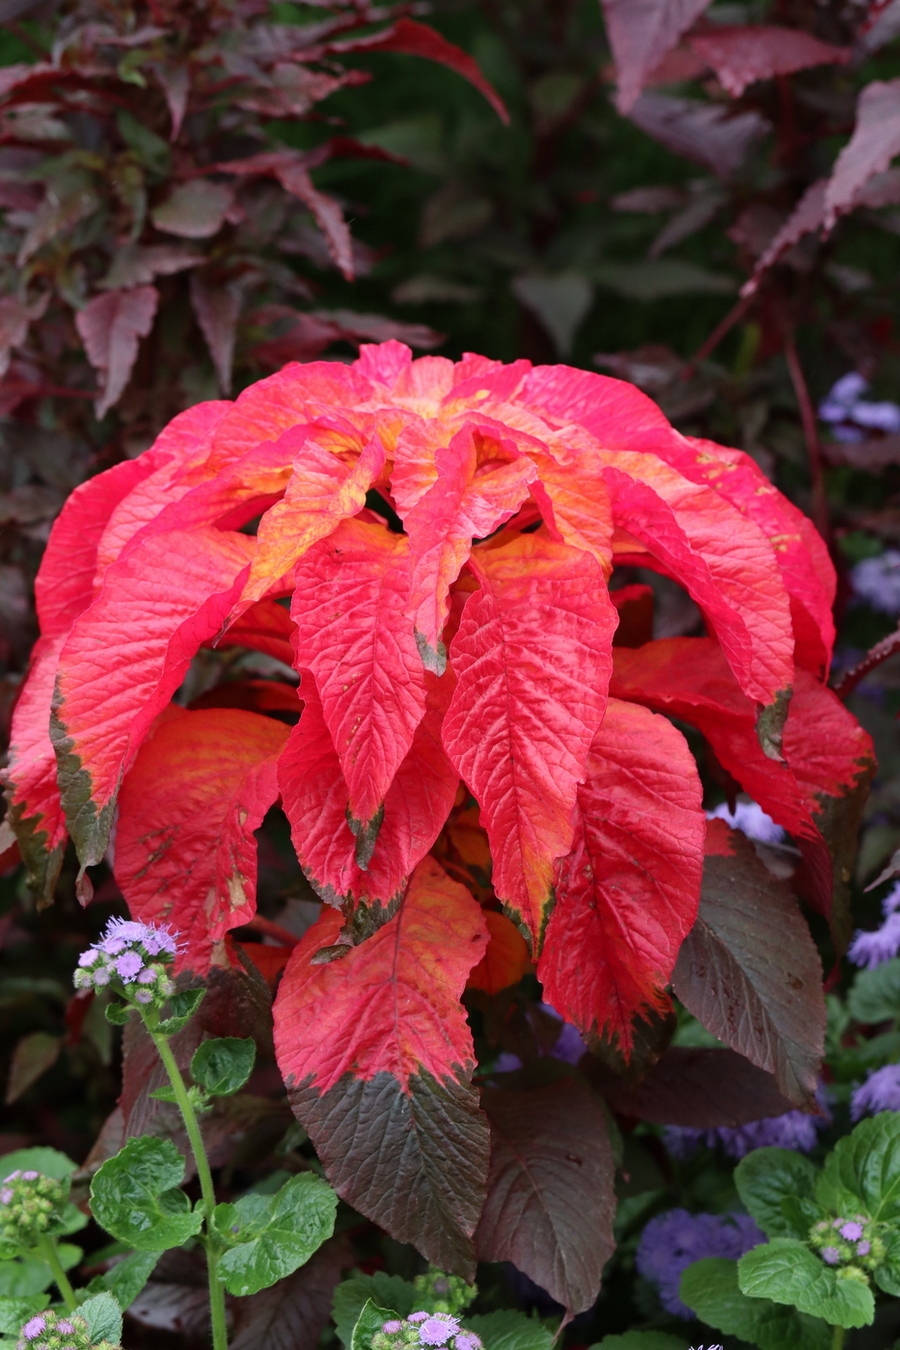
[148,1024,228,1350]
[831,1324,845,1350]
[37,1233,78,1312]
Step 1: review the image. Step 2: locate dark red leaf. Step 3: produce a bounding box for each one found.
[742,179,827,298]
[475,1080,616,1314]
[229,1236,353,1350]
[274,163,354,281]
[627,93,769,179]
[75,286,159,417]
[189,272,242,394]
[688,26,849,99]
[598,0,714,112]
[825,79,900,227]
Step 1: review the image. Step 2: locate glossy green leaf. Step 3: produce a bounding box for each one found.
[157,987,205,1035]
[680,1257,830,1350]
[105,1002,132,1027]
[0,1147,76,1182]
[350,1299,397,1350]
[466,1311,555,1350]
[79,1291,123,1345]
[735,1148,819,1239]
[191,1037,255,1097]
[738,1239,874,1328]
[97,1249,161,1309]
[847,959,900,1024]
[90,1137,203,1251]
[333,1274,419,1347]
[816,1111,900,1222]
[0,1295,49,1334]
[213,1174,337,1296]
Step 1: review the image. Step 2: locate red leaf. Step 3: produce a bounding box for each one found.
[475,1080,616,1313]
[290,518,428,839]
[189,272,241,394]
[241,429,385,608]
[627,94,769,178]
[274,162,354,281]
[688,26,849,99]
[610,638,875,933]
[278,675,458,915]
[538,698,705,1054]
[467,911,531,994]
[273,855,490,1274]
[442,533,617,948]
[52,528,256,868]
[825,79,900,227]
[75,286,159,418]
[599,0,714,112]
[115,708,288,974]
[333,18,509,125]
[215,598,296,667]
[742,179,827,299]
[402,425,538,671]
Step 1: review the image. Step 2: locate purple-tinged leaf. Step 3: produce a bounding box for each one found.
[273,163,354,280]
[190,272,242,394]
[75,286,158,418]
[688,26,849,99]
[98,244,203,290]
[628,93,770,179]
[825,79,900,228]
[742,180,827,297]
[151,181,234,239]
[599,0,714,112]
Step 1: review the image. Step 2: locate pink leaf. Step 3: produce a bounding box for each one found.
[627,93,770,179]
[75,286,158,418]
[599,0,714,112]
[274,163,354,281]
[825,79,900,227]
[688,26,849,100]
[189,272,241,394]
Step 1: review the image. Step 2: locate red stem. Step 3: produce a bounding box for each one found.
[832,623,900,701]
[783,331,830,542]
[682,292,755,378]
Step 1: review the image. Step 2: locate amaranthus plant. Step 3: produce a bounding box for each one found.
[4,341,875,1309]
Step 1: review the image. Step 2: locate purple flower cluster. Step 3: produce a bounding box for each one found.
[664,1101,827,1161]
[73,918,178,1005]
[851,1064,900,1119]
[0,1168,67,1249]
[371,1312,482,1350]
[16,1308,111,1350]
[848,883,900,968]
[810,1214,884,1276]
[636,1209,764,1318]
[706,799,785,846]
[850,551,900,617]
[819,373,900,443]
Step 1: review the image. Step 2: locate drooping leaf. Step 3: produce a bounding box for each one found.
[442,533,616,947]
[673,821,824,1108]
[598,0,714,112]
[680,1257,830,1350]
[734,1148,819,1240]
[274,162,354,280]
[273,856,490,1275]
[539,698,704,1053]
[290,518,429,841]
[214,598,296,668]
[52,528,256,868]
[90,1137,203,1252]
[825,79,900,227]
[738,1239,874,1328]
[75,286,159,418]
[511,274,593,355]
[190,1037,256,1097]
[467,911,531,994]
[189,271,241,394]
[213,1173,338,1296]
[688,26,849,99]
[475,1079,616,1314]
[279,674,458,917]
[627,94,769,179]
[5,1030,62,1103]
[113,707,288,973]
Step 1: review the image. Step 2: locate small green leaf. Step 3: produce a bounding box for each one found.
[350,1300,397,1350]
[191,1038,255,1097]
[0,1248,81,1298]
[735,1148,819,1239]
[79,1291,123,1345]
[105,1002,132,1027]
[90,1137,203,1251]
[98,1249,161,1309]
[157,988,205,1035]
[148,1085,178,1103]
[848,958,900,1023]
[680,1257,830,1350]
[816,1111,900,1223]
[0,1147,76,1182]
[738,1239,874,1329]
[333,1272,418,1346]
[0,1295,49,1334]
[213,1173,337,1296]
[466,1311,555,1350]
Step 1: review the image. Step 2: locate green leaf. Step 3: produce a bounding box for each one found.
[816,1111,900,1222]
[847,958,900,1023]
[680,1257,830,1350]
[79,1291,123,1345]
[591,1336,691,1350]
[105,1002,132,1027]
[98,1249,161,1309]
[333,1273,418,1346]
[735,1148,819,1238]
[350,1299,396,1350]
[0,1257,52,1298]
[213,1174,337,1296]
[738,1239,874,1329]
[0,1294,49,1334]
[0,1147,76,1182]
[466,1311,555,1350]
[157,987,205,1035]
[90,1137,203,1251]
[191,1038,255,1097]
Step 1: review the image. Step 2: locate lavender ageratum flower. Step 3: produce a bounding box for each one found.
[850,551,900,616]
[819,373,900,442]
[851,1063,900,1118]
[707,800,785,845]
[419,1316,461,1345]
[382,1323,403,1335]
[664,1095,827,1161]
[408,1313,429,1324]
[821,1246,842,1265]
[840,1221,865,1241]
[19,1318,45,1340]
[858,1240,872,1256]
[73,916,179,1003]
[102,916,178,956]
[848,883,900,967]
[116,951,144,981]
[636,1209,764,1317]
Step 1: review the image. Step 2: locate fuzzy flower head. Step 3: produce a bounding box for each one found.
[810,1213,884,1276]
[848,884,900,967]
[706,799,785,846]
[73,917,179,1005]
[15,1308,119,1350]
[664,1090,829,1161]
[851,1065,900,1119]
[636,1210,764,1318]
[819,373,900,442]
[0,1169,68,1251]
[412,1267,476,1318]
[370,1312,482,1350]
[850,551,900,616]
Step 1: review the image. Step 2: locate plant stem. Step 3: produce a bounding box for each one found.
[831,1324,845,1350]
[37,1233,78,1312]
[148,1025,228,1350]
